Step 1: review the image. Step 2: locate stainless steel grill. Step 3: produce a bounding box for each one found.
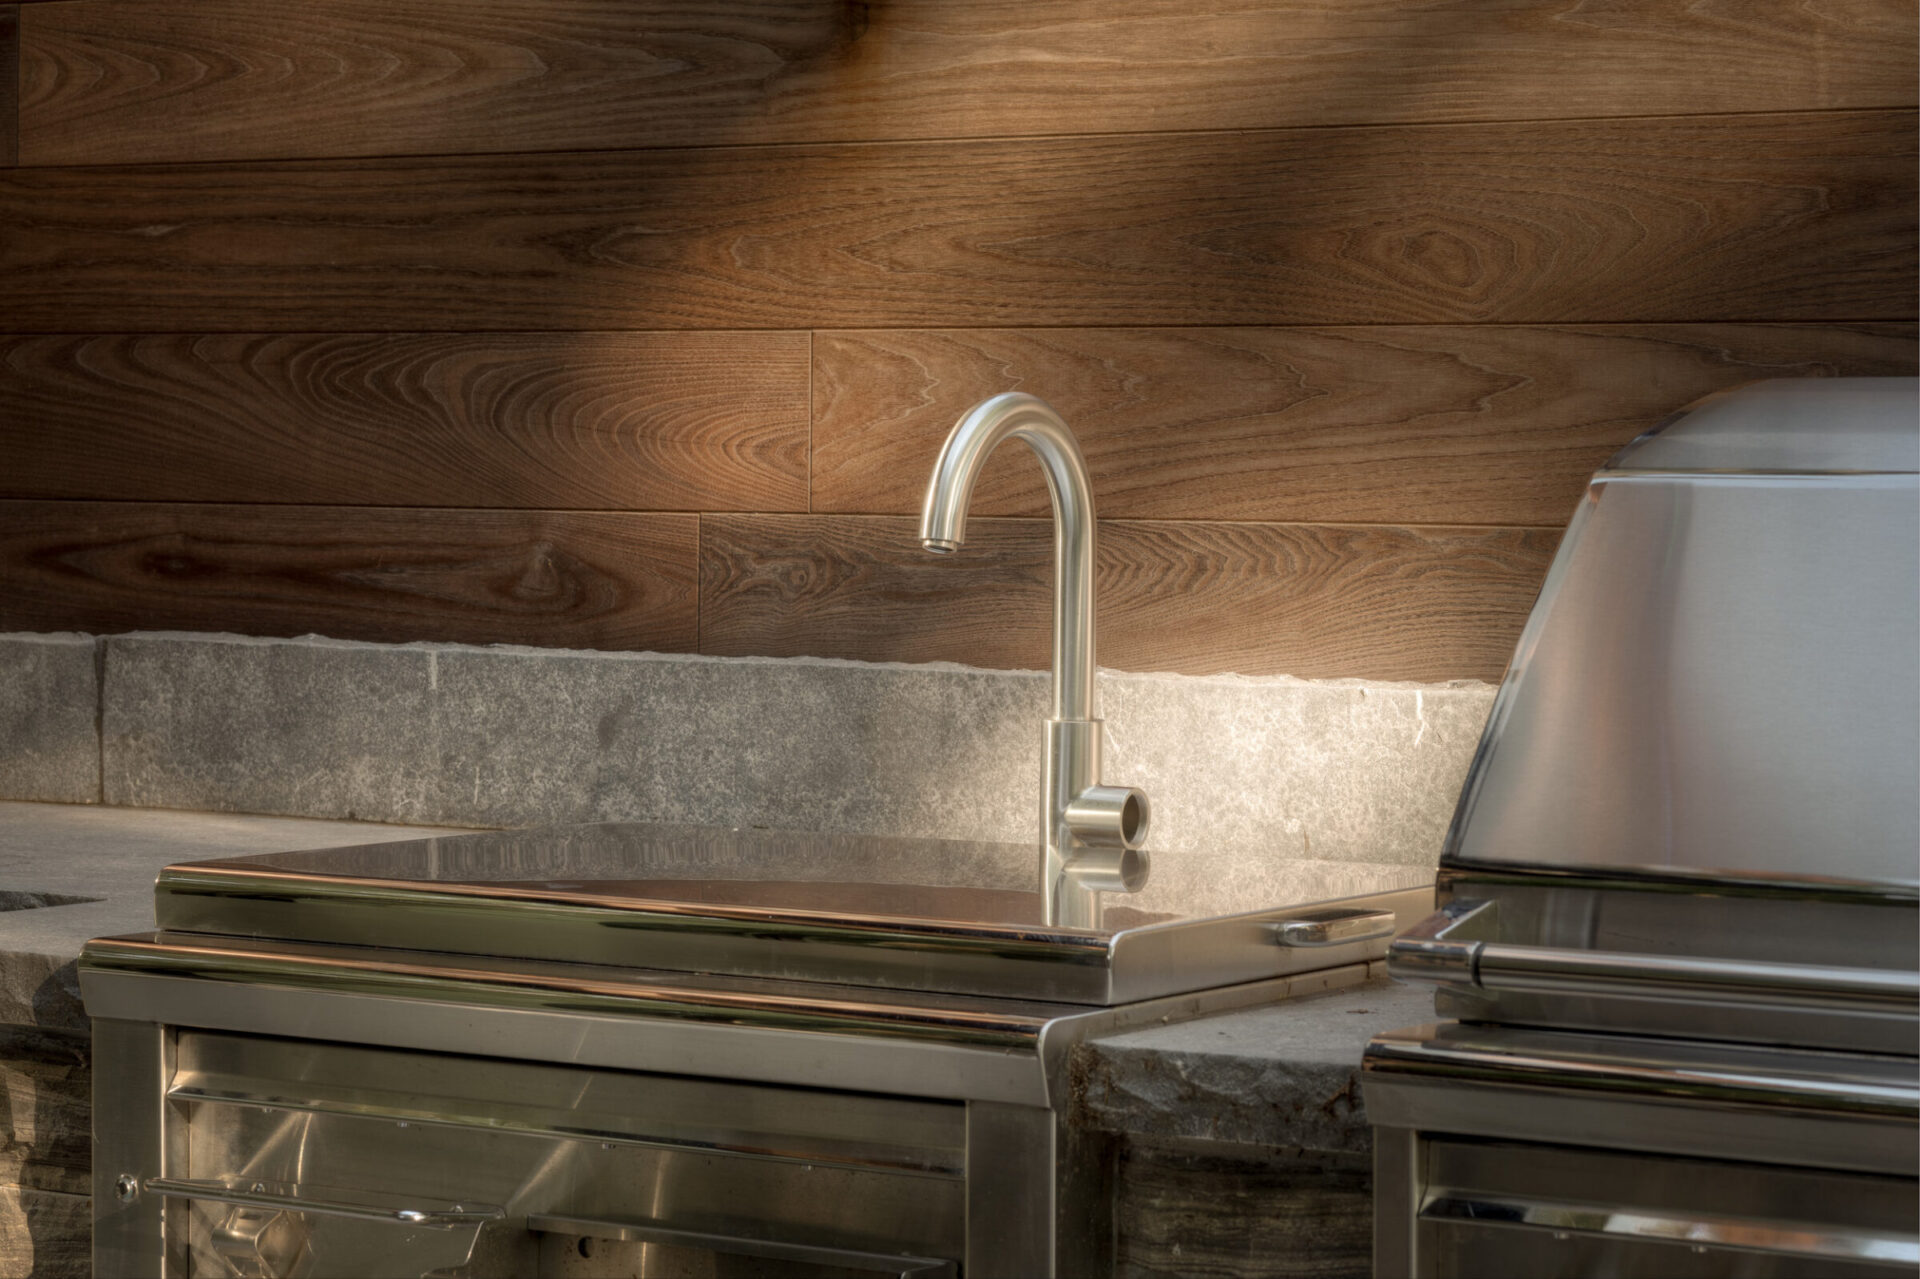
[1365,377,1920,1278]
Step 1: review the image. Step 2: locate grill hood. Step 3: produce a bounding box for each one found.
[1393,378,1920,1053]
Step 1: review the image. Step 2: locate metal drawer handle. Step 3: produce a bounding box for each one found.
[529,1212,956,1277]
[144,1177,504,1228]
[1272,908,1397,948]
[1422,1194,1920,1265]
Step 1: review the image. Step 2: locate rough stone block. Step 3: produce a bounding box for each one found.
[0,1185,89,1279]
[0,635,99,805]
[102,632,1492,875]
[1073,978,1436,1153]
[427,648,1046,838]
[1116,1135,1371,1279]
[103,633,437,819]
[0,1026,90,1199]
[1103,671,1492,873]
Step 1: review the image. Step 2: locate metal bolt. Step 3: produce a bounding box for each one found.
[115,1174,138,1203]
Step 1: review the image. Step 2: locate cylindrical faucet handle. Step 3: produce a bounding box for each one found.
[1064,784,1151,850]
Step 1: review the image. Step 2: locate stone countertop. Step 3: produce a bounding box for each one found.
[1073,976,1436,1153]
[0,801,475,1029]
[0,800,1437,1153]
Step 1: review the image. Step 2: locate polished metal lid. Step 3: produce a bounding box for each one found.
[154,822,1433,1005]
[1445,378,1920,891]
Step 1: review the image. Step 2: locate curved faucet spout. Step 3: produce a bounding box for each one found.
[918,392,1097,722]
[919,392,1150,929]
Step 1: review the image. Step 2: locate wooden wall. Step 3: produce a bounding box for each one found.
[0,0,1913,683]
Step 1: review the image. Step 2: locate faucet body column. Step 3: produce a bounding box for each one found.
[919,393,1150,929]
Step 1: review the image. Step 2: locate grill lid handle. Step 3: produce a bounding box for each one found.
[1389,900,1920,1016]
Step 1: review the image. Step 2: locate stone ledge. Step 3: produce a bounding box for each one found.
[90,632,1490,882]
[1072,978,1436,1154]
[0,801,474,1030]
[0,635,99,806]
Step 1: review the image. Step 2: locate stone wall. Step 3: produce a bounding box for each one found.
[0,1028,89,1279]
[0,632,1484,1273]
[5,631,1493,883]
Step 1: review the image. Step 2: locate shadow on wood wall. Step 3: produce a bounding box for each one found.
[0,0,1913,681]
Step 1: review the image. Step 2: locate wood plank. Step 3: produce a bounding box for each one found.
[813,324,1920,527]
[17,0,1915,166]
[699,514,1558,683]
[0,332,809,509]
[0,503,699,650]
[0,7,17,168]
[0,112,1910,332]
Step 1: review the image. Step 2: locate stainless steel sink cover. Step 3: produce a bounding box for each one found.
[155,821,1432,1005]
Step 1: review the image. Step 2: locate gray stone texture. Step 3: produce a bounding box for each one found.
[0,635,100,806]
[1114,1137,1371,1279]
[101,633,1492,878]
[0,801,472,1030]
[1074,977,1437,1153]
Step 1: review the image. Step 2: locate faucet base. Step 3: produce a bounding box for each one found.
[1044,720,1151,930]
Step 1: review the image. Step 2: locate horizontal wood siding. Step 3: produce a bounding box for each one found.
[0,6,16,168]
[0,503,698,650]
[701,514,1560,682]
[16,0,1915,165]
[0,333,809,508]
[0,0,1913,682]
[0,112,1911,333]
[814,324,1920,526]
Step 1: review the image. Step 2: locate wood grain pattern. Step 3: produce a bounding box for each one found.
[0,6,17,168]
[0,332,809,509]
[813,324,1920,526]
[700,514,1558,682]
[0,503,698,650]
[1,111,1910,332]
[17,0,1914,166]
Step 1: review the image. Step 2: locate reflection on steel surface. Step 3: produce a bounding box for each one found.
[149,823,1432,1004]
[1420,1196,1920,1265]
[145,1176,504,1227]
[529,1213,958,1276]
[84,935,1060,1049]
[1447,379,1919,884]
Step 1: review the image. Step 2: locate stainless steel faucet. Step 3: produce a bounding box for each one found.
[919,393,1151,929]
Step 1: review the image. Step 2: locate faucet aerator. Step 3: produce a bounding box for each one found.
[921,539,960,555]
